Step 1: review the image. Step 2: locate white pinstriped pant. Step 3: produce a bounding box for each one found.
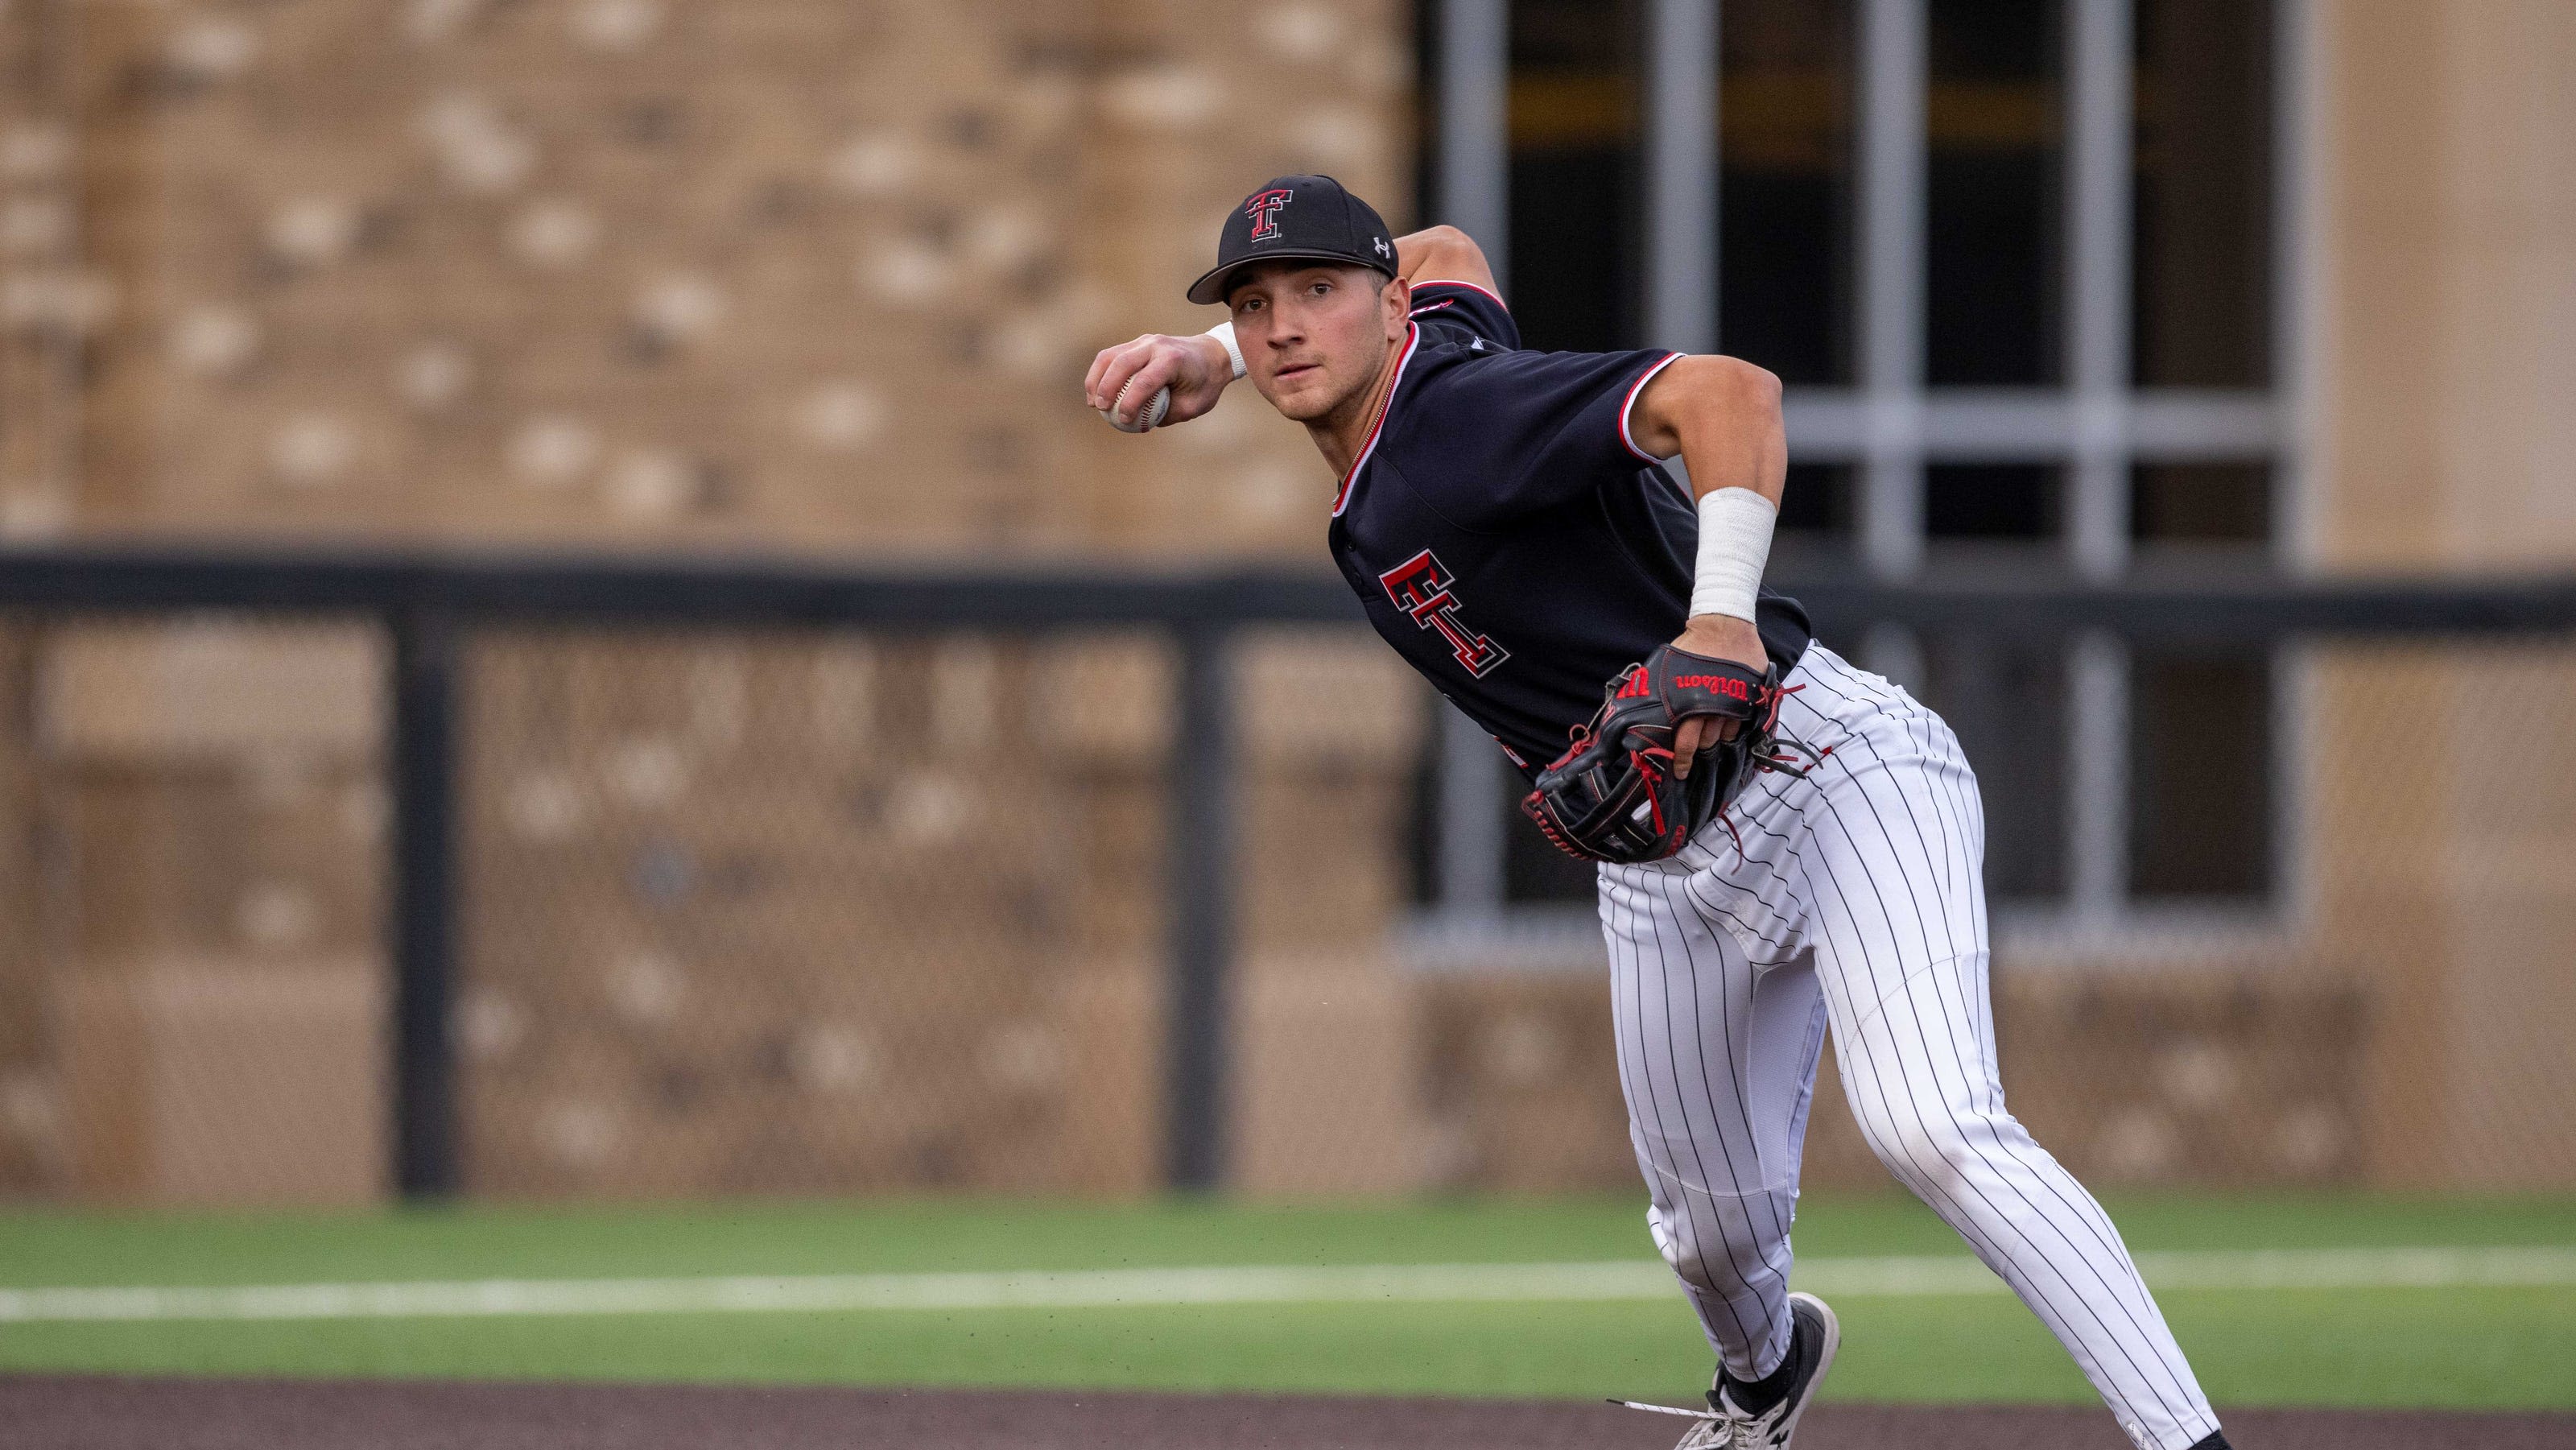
[1597,645,2221,1450]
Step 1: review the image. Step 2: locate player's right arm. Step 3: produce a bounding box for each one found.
[1082,328,1236,428]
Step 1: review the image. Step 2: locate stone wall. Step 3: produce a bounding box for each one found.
[2303,0,2576,1188]
[0,0,1428,1202]
[7,0,2576,1201]
[1417,965,2372,1196]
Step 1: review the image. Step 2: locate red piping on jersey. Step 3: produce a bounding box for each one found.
[1331,321,1423,518]
[1618,351,1686,463]
[1410,278,1510,311]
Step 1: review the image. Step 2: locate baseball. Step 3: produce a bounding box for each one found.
[1103,377,1170,433]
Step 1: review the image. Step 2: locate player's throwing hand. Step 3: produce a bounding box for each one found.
[1084,330,1235,431]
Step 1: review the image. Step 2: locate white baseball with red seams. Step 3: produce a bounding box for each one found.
[1597,642,2222,1450]
[1102,377,1170,433]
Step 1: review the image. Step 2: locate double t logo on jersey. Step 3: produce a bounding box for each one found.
[1378,549,1509,677]
[1244,188,1293,240]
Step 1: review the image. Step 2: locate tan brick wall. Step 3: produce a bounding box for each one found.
[56,958,385,1204]
[0,629,47,1193]
[25,0,1410,555]
[0,0,1430,1204]
[2305,0,2576,1187]
[2310,0,2576,571]
[1416,968,2372,1196]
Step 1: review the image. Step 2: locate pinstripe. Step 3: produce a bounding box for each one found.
[1680,844,1809,945]
[1795,668,2200,1420]
[1813,668,2213,1444]
[1604,872,1765,1364]
[1653,868,1792,1246]
[1796,830,2180,1432]
[1645,868,1792,1371]
[1634,876,1767,1312]
[1683,876,1803,955]
[1813,834,2194,1431]
[1648,868,1802,1378]
[1789,714,2178,1419]
[1802,775,2197,1432]
[1801,658,1990,1051]
[1649,870,1793,1241]
[1667,719,1818,964]
[1598,644,2219,1450]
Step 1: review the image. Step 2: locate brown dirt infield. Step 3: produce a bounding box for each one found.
[4,1377,2569,1449]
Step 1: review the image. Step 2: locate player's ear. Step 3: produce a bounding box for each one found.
[1382,274,1408,338]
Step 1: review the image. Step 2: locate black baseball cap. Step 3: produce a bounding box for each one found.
[1186,175,1399,305]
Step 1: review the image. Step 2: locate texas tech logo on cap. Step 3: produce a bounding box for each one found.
[1245,188,1293,241]
[1379,549,1509,677]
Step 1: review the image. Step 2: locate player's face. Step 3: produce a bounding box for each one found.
[1226,263,1406,424]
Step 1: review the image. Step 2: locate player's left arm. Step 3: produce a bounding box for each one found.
[1625,354,1788,776]
[1392,225,1501,298]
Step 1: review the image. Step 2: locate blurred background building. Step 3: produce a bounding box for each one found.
[0,0,2568,1206]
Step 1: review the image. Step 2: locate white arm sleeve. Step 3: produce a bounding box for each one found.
[1688,486,1777,622]
[1203,320,1246,380]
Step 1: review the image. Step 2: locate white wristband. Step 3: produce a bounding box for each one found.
[1203,320,1246,380]
[1689,486,1777,622]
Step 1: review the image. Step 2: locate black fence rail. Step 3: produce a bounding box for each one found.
[6,545,2574,1200]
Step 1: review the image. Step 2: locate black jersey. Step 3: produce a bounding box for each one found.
[1325,280,1810,778]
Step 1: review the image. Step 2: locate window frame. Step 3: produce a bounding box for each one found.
[1412,0,2308,961]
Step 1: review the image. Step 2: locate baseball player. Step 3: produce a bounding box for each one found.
[1084,176,2231,1450]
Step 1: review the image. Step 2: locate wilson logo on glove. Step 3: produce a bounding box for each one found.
[1670,673,1752,700]
[1378,549,1509,678]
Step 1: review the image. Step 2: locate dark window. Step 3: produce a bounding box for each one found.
[1921,636,2067,902]
[1509,0,1645,352]
[1777,462,1857,536]
[1719,0,1856,384]
[1921,459,2069,905]
[1926,0,2064,386]
[2133,0,2273,386]
[2132,462,2270,547]
[1926,463,2060,539]
[1773,461,1858,573]
[1410,0,2285,923]
[2129,651,2272,899]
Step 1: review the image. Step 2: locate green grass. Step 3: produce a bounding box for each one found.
[2,1193,2570,1411]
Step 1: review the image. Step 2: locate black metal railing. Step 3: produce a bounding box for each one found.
[6,544,2574,1198]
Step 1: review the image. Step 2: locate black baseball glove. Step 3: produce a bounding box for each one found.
[1520,643,1807,865]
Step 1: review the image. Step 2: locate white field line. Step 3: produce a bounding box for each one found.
[2,1247,2570,1326]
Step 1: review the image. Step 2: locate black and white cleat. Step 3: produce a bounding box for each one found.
[1715,1292,1840,1449]
[1611,1292,1841,1450]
